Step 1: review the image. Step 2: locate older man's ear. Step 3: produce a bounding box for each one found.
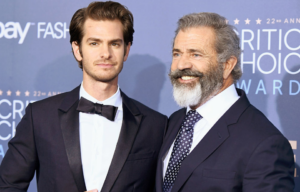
[223,56,237,80]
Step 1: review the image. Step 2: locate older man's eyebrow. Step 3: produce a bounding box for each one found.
[187,48,205,54]
[172,48,206,54]
[172,48,181,53]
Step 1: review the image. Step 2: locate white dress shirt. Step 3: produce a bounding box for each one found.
[79,84,123,191]
[163,84,240,177]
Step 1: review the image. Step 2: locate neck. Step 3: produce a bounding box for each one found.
[82,76,118,102]
[190,91,216,110]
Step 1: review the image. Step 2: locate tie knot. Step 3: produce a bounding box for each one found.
[183,110,202,128]
[186,110,202,120]
[94,103,103,114]
[77,97,118,121]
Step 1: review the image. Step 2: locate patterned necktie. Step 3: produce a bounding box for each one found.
[76,97,118,121]
[163,110,202,192]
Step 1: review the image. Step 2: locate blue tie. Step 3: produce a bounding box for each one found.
[163,110,202,192]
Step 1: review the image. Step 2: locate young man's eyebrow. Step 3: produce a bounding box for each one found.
[85,38,123,44]
[109,39,123,43]
[86,37,102,42]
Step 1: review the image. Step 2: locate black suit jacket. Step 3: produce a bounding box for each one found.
[0,86,168,192]
[156,89,294,192]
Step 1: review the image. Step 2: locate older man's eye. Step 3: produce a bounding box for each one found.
[173,53,180,57]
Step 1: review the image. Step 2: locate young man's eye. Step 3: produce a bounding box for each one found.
[90,42,98,46]
[112,43,120,47]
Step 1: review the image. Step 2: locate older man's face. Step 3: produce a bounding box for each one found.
[169,26,224,108]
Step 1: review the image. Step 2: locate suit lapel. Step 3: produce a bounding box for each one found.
[160,108,186,159]
[59,86,86,192]
[171,118,229,192]
[155,108,186,192]
[101,91,143,192]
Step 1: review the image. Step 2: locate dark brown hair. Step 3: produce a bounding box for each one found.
[69,1,134,69]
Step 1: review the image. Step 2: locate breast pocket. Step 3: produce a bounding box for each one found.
[203,169,236,179]
[126,151,155,161]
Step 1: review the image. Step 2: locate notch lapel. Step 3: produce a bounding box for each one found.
[171,118,229,192]
[101,91,143,192]
[155,108,186,192]
[160,108,186,159]
[59,86,86,192]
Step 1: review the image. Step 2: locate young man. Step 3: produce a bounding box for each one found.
[0,2,167,192]
[156,12,294,192]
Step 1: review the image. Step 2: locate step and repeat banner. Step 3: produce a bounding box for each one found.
[0,0,299,191]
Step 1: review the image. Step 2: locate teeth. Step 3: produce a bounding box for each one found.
[181,76,196,80]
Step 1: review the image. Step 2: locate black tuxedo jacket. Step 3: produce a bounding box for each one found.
[156,89,294,192]
[0,86,168,192]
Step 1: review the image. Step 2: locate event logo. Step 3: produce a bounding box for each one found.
[37,22,69,39]
[0,89,61,158]
[229,17,300,95]
[0,21,69,44]
[0,22,32,44]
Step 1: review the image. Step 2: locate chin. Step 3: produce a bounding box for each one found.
[173,82,202,108]
[88,73,117,83]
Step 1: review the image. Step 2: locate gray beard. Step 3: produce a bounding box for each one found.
[173,81,202,108]
[169,64,224,108]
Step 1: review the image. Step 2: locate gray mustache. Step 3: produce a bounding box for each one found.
[169,69,204,79]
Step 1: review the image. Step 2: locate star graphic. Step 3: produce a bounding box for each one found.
[245,18,251,24]
[7,90,11,96]
[234,18,239,25]
[0,90,2,96]
[25,91,30,96]
[256,18,262,24]
[16,90,21,96]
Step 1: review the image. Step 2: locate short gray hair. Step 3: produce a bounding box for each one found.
[174,12,242,81]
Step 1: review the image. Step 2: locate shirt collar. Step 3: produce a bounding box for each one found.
[79,83,123,110]
[187,84,239,127]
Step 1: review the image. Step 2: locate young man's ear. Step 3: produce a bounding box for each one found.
[123,42,131,62]
[223,56,237,80]
[72,41,83,62]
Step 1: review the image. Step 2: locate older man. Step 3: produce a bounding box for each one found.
[156,12,294,192]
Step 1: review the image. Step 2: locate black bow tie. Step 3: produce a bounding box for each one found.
[76,97,118,121]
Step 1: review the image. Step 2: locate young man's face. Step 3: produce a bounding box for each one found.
[72,18,130,83]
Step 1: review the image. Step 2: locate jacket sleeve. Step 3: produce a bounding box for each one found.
[0,104,37,192]
[243,134,295,192]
